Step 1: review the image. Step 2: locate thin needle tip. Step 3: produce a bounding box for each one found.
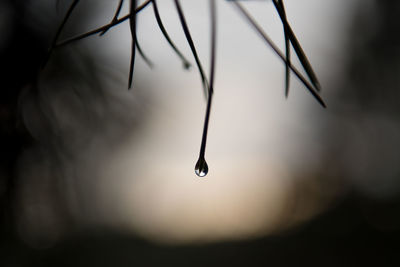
[183,62,191,70]
[315,81,322,92]
[320,99,327,108]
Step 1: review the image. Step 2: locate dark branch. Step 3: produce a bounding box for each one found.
[100,0,125,36]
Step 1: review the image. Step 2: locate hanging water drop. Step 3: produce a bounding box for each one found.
[193,0,216,178]
[195,157,209,177]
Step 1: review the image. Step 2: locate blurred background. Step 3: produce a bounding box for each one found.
[1,0,399,266]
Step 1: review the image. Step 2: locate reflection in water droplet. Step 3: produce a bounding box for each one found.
[195,158,209,177]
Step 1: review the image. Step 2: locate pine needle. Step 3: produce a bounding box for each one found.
[152,0,191,69]
[232,2,326,107]
[174,0,209,98]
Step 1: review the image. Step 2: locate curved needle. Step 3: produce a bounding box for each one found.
[174,0,209,98]
[152,0,191,69]
[232,2,325,107]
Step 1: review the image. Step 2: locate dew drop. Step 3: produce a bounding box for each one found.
[195,157,209,177]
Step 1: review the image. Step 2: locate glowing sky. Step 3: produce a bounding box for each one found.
[86,0,358,244]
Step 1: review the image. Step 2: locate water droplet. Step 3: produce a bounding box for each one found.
[195,158,209,177]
